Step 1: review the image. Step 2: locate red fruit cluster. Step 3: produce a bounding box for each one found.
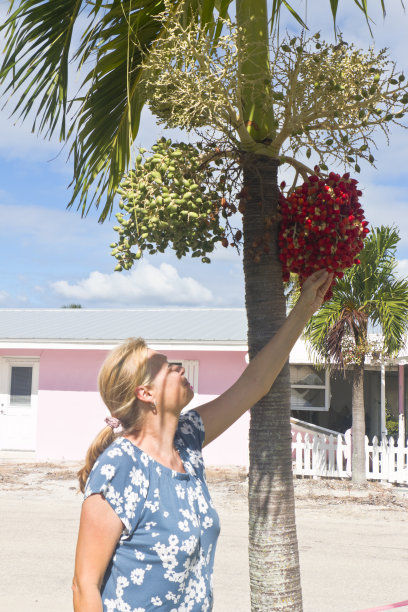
[278,171,369,300]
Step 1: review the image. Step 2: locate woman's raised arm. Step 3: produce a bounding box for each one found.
[195,270,333,446]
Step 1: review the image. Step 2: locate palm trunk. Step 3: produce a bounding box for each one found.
[351,364,366,484]
[242,155,303,611]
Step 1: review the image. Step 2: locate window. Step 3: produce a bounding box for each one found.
[10,366,33,405]
[290,364,330,412]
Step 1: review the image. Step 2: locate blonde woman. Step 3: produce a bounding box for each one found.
[73,269,332,612]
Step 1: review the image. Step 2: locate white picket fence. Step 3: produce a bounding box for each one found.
[292,431,408,484]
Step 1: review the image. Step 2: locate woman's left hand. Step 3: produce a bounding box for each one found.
[295,270,333,319]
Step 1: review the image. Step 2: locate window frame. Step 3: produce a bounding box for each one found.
[290,364,330,412]
[1,357,40,408]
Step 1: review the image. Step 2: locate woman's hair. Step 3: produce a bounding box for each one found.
[78,337,153,492]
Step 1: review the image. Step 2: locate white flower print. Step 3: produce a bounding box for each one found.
[165,591,179,603]
[115,575,129,597]
[151,596,163,606]
[151,532,160,537]
[186,449,202,468]
[179,422,194,435]
[134,550,145,561]
[133,608,145,612]
[184,461,195,476]
[100,463,116,480]
[178,519,190,532]
[175,483,185,499]
[202,516,213,529]
[107,447,123,458]
[156,465,162,476]
[197,491,209,514]
[163,511,169,518]
[106,487,123,508]
[153,488,160,499]
[130,568,146,586]
[121,440,135,456]
[129,467,148,495]
[144,521,156,531]
[140,452,149,467]
[145,500,159,513]
[180,536,199,555]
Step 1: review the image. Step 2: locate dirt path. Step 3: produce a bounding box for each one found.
[1,462,408,612]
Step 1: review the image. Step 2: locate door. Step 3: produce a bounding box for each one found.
[0,358,39,451]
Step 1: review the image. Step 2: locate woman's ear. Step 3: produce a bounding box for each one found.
[134,386,154,405]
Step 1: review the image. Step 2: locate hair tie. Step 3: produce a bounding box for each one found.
[105,416,122,430]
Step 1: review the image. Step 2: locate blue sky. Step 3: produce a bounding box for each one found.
[1,1,408,308]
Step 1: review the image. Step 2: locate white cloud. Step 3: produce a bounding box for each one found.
[396,259,408,279]
[0,290,9,303]
[50,262,216,306]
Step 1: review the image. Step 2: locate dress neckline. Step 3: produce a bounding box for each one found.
[118,436,190,481]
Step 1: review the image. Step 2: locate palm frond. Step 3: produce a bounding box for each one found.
[306,224,408,366]
[372,279,408,355]
[0,0,83,140]
[0,0,226,220]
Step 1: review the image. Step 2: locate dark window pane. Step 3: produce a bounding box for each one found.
[10,367,32,405]
[291,388,326,410]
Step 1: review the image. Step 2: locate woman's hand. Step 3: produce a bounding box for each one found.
[294,270,333,320]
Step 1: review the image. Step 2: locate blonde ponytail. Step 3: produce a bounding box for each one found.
[78,426,116,493]
[78,338,153,492]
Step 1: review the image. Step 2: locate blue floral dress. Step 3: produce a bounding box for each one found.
[84,409,220,612]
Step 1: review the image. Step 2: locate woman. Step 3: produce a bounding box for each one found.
[73,269,332,612]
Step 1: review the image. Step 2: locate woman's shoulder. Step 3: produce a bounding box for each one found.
[177,409,205,451]
[84,437,150,501]
[94,436,139,467]
[86,437,144,488]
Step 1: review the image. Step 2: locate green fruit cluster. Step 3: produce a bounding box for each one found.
[110,138,227,270]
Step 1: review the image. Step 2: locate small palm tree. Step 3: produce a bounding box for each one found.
[305,226,408,484]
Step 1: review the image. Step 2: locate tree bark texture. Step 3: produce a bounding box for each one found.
[351,365,366,484]
[242,156,303,611]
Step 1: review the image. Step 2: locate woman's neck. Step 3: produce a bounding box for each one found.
[125,411,185,472]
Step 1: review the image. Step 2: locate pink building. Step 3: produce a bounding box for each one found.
[0,308,251,465]
[1,308,407,464]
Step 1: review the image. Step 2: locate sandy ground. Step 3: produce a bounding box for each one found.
[1,460,408,612]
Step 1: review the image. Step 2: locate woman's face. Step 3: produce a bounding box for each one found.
[146,349,194,412]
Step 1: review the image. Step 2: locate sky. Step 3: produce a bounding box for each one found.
[1,1,408,309]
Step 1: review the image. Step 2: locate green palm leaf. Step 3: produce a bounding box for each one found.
[305,225,408,366]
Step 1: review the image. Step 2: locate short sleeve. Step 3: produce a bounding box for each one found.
[84,441,148,536]
[177,409,205,451]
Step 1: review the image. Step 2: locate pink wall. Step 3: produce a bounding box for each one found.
[39,350,105,392]
[30,347,249,462]
[36,390,107,461]
[0,346,351,465]
[158,350,247,394]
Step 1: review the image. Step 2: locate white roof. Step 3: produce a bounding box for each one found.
[1,309,406,363]
[0,308,247,345]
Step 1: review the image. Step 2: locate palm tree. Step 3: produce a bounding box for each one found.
[0,2,397,610]
[305,226,408,484]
